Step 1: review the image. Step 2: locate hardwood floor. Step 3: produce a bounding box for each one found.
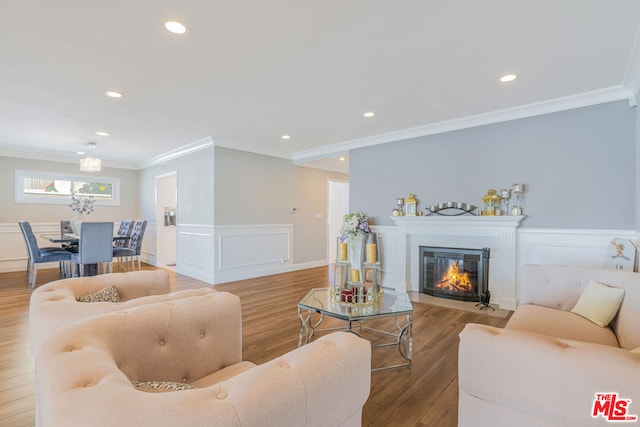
[0,265,510,427]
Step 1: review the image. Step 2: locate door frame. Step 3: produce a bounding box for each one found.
[327,178,349,262]
[155,172,177,268]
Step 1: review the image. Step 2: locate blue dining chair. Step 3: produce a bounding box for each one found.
[18,220,73,287]
[71,222,115,277]
[60,219,78,253]
[114,220,133,248]
[113,220,147,271]
[60,220,73,235]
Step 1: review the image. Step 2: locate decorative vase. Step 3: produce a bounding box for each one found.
[70,214,85,235]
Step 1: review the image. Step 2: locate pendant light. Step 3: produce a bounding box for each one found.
[79,142,101,173]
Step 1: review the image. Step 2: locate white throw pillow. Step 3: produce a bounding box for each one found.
[571,280,625,327]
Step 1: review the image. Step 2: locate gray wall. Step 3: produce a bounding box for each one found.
[0,156,139,223]
[214,147,293,225]
[293,166,345,263]
[139,146,214,225]
[214,147,348,263]
[351,100,636,229]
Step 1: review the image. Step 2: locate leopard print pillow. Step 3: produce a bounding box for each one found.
[75,285,120,303]
[132,381,196,393]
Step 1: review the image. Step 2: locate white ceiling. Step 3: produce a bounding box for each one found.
[1,1,640,172]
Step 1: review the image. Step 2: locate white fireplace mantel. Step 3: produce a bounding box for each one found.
[390,215,525,310]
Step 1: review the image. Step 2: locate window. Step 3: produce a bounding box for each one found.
[15,170,120,206]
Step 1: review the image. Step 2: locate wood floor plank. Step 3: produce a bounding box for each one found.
[0,265,510,426]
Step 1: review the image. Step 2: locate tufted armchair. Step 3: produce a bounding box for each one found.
[29,270,217,356]
[34,292,371,427]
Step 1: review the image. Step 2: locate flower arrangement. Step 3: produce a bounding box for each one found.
[69,193,95,215]
[339,211,370,240]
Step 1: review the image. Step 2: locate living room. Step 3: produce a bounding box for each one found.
[1,2,640,426]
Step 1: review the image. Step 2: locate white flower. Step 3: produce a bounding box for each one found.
[339,211,370,240]
[69,193,95,215]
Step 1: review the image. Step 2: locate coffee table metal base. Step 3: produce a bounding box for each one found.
[297,307,412,372]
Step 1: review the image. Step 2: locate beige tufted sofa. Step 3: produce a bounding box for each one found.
[29,270,217,356]
[34,292,371,427]
[458,264,640,427]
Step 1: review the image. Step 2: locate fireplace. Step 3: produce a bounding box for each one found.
[420,246,490,302]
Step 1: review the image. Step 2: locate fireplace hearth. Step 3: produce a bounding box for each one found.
[420,246,490,302]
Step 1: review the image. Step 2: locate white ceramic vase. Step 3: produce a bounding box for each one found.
[70,213,85,235]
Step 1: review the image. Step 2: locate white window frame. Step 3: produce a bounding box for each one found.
[15,169,121,206]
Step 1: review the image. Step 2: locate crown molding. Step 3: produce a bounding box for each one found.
[138,135,293,170]
[0,146,138,170]
[211,136,292,160]
[292,86,634,164]
[2,85,636,170]
[139,136,214,168]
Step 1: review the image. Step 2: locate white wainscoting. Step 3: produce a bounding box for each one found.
[517,227,637,288]
[370,225,398,289]
[176,223,215,284]
[517,228,637,267]
[213,224,324,284]
[155,223,299,285]
[2,221,637,302]
[140,222,157,267]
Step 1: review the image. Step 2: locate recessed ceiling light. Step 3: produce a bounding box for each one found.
[363,111,375,118]
[105,90,123,98]
[165,21,188,34]
[339,157,345,161]
[500,74,517,83]
[281,134,291,140]
[95,131,109,136]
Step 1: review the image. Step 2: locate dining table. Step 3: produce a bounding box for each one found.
[41,233,129,245]
[41,233,130,277]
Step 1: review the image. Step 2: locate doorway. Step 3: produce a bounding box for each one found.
[156,172,177,270]
[327,179,349,262]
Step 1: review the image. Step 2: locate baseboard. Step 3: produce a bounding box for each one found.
[213,259,328,285]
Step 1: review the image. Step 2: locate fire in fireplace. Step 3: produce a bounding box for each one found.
[420,246,490,302]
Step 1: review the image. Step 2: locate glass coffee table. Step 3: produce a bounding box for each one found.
[297,288,413,371]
